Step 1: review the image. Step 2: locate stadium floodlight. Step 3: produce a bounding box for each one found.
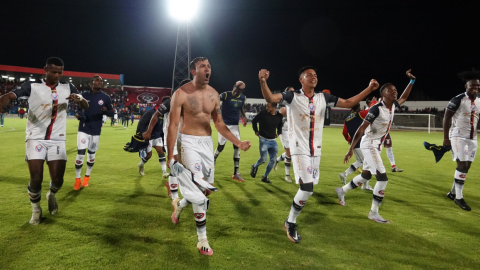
[20,78,26,82]
[8,77,15,80]
[1,75,8,79]
[168,0,199,21]
[29,78,35,82]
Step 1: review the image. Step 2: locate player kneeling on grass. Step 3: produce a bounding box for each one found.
[0,57,89,224]
[336,69,415,224]
[74,75,114,190]
[443,69,480,211]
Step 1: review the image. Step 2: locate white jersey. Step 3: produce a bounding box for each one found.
[281,89,338,156]
[447,92,480,140]
[12,79,78,141]
[361,100,399,150]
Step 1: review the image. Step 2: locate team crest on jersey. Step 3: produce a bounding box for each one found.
[194,213,205,219]
[98,100,104,106]
[195,163,201,171]
[170,184,178,189]
[299,200,306,206]
[308,103,315,112]
[81,139,87,144]
[51,93,58,100]
[379,190,385,195]
[307,166,312,174]
[35,145,43,152]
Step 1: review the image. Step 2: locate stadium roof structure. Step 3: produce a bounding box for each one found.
[0,64,124,88]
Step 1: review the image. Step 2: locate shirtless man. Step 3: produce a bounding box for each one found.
[167,57,251,256]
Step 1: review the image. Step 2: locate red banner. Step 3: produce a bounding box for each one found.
[124,86,171,106]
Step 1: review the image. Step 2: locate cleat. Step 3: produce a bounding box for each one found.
[74,177,82,190]
[138,162,145,176]
[454,198,471,211]
[273,159,279,171]
[338,172,347,184]
[391,166,403,172]
[165,181,172,199]
[171,198,183,224]
[284,175,292,183]
[46,191,58,215]
[82,176,90,187]
[356,167,363,173]
[197,239,214,256]
[361,183,374,191]
[335,187,346,206]
[368,211,390,224]
[162,172,170,179]
[283,220,300,243]
[446,192,455,201]
[261,176,272,184]
[232,172,245,182]
[250,164,258,178]
[29,208,42,225]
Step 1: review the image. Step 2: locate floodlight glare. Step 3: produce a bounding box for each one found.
[168,0,199,21]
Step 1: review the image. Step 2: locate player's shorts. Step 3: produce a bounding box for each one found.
[353,148,364,163]
[180,133,215,183]
[26,139,67,161]
[292,154,321,185]
[383,133,392,147]
[218,125,240,145]
[450,137,477,162]
[147,137,164,153]
[164,131,178,156]
[279,131,290,149]
[77,131,100,152]
[114,114,118,120]
[361,147,386,174]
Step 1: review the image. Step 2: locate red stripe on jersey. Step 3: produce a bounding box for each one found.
[45,89,59,140]
[469,98,475,139]
[306,95,315,156]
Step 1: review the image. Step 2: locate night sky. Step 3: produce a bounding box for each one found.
[1,0,479,100]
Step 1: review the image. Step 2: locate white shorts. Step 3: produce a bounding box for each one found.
[77,131,100,152]
[180,133,215,183]
[147,137,164,153]
[361,147,386,174]
[353,148,364,162]
[218,125,240,145]
[292,155,321,185]
[279,131,290,149]
[451,137,477,162]
[114,114,118,120]
[26,140,67,161]
[164,132,179,156]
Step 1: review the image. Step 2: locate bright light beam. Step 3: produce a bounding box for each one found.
[168,0,199,21]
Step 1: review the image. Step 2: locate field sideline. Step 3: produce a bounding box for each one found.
[1,117,479,269]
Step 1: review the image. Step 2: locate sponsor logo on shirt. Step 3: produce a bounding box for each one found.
[51,93,58,100]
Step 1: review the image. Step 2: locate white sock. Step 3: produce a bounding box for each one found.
[386,147,395,167]
[342,175,368,193]
[454,170,466,199]
[75,154,85,178]
[287,189,312,223]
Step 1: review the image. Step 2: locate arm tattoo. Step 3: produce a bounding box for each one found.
[216,107,221,115]
[208,93,215,103]
[187,97,199,110]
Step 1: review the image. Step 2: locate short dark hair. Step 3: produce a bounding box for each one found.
[298,66,317,77]
[458,68,480,83]
[46,57,64,67]
[379,83,394,95]
[189,57,208,70]
[284,86,294,92]
[267,102,277,107]
[351,103,360,111]
[161,96,171,103]
[90,74,101,84]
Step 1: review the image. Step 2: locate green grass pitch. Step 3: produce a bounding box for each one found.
[0,117,479,269]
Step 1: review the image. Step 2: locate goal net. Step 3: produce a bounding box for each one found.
[392,114,436,133]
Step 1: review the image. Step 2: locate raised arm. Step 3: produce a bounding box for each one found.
[397,69,416,105]
[336,79,379,108]
[258,69,283,103]
[212,92,251,151]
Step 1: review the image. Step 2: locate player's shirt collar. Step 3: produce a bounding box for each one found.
[42,78,58,90]
[231,90,243,98]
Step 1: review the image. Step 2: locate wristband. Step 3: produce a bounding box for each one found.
[409,79,415,84]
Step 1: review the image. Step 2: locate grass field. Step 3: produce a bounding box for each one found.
[1,116,479,270]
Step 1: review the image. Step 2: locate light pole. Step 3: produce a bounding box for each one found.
[168,0,199,93]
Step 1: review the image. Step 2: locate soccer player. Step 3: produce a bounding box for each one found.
[336,69,416,224]
[338,97,377,191]
[74,75,114,190]
[443,69,480,211]
[250,102,284,184]
[274,86,295,182]
[213,81,248,181]
[0,57,88,224]
[259,66,379,243]
[138,97,170,179]
[167,57,251,255]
